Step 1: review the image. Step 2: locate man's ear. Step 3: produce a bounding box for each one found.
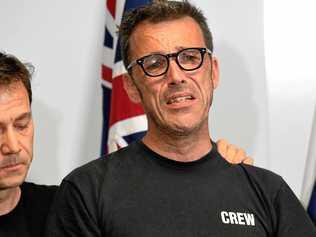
[122,73,142,104]
[211,57,219,89]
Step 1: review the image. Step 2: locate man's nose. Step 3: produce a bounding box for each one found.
[165,60,186,86]
[1,128,21,155]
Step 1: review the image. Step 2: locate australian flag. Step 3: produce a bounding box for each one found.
[302,107,316,225]
[101,0,151,155]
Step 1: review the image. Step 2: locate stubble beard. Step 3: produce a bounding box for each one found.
[148,99,212,140]
[0,154,30,190]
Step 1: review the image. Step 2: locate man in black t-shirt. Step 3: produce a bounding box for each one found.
[46,1,315,236]
[0,52,250,236]
[0,52,57,237]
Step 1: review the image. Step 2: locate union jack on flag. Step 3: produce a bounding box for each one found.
[101,0,151,155]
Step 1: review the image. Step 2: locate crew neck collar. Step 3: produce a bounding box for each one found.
[137,140,221,169]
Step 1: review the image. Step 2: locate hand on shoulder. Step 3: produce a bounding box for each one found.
[216,139,253,165]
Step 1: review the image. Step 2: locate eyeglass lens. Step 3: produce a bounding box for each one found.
[142,48,204,77]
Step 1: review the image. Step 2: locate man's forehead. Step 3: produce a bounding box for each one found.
[0,83,29,108]
[0,94,31,125]
[130,16,205,54]
[132,16,202,38]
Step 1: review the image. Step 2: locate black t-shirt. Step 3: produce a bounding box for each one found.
[46,141,316,237]
[0,182,58,237]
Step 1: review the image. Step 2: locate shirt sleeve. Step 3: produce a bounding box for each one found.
[274,180,316,236]
[45,180,102,237]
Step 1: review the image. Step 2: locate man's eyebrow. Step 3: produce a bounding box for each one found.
[15,112,32,121]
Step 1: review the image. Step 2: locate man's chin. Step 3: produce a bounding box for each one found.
[0,174,26,190]
[164,123,201,137]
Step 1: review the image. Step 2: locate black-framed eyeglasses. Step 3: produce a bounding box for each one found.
[127,47,212,77]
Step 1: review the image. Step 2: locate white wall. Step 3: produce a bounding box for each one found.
[0,0,315,199]
[264,0,316,196]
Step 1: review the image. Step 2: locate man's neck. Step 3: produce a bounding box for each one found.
[142,128,212,162]
[0,186,21,216]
